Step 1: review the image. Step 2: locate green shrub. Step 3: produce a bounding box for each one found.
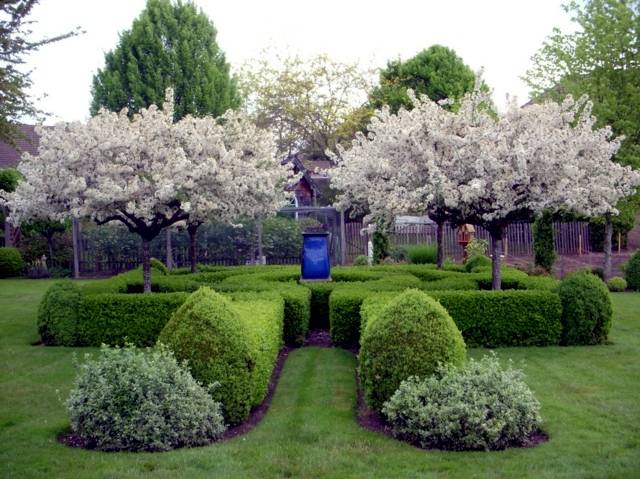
[464,238,488,259]
[516,275,560,291]
[353,255,369,266]
[558,272,612,345]
[77,292,189,346]
[382,354,541,451]
[607,276,627,292]
[306,282,335,329]
[533,210,556,272]
[329,288,371,347]
[464,254,491,272]
[37,281,82,345]
[0,247,24,277]
[625,249,640,291]
[372,228,389,263]
[359,289,466,410]
[158,288,283,424]
[150,257,169,275]
[421,277,479,291]
[406,244,437,264]
[66,344,225,452]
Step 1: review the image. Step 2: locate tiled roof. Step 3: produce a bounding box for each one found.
[0,124,40,168]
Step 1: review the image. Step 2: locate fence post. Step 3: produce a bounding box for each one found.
[578,233,583,256]
[72,218,81,279]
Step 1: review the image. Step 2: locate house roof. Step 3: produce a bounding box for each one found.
[0,124,40,168]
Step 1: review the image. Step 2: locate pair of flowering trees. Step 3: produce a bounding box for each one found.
[330,84,640,289]
[2,92,294,292]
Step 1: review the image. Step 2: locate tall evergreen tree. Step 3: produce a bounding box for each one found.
[90,0,240,120]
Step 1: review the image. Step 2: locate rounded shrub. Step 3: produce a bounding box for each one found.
[382,354,542,451]
[606,276,627,292]
[625,249,640,291]
[406,244,437,264]
[65,344,225,452]
[464,254,491,272]
[558,272,612,345]
[0,246,24,278]
[359,289,466,410]
[158,287,256,424]
[353,255,369,266]
[150,257,169,275]
[37,280,82,345]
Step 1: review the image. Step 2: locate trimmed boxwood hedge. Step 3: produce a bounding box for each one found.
[158,288,283,424]
[38,280,82,346]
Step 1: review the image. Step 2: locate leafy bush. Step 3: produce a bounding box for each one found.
[66,344,225,452]
[607,276,627,292]
[372,228,389,263]
[158,287,283,424]
[464,254,491,272]
[382,354,542,451]
[421,277,479,291]
[464,238,488,259]
[0,247,24,277]
[77,292,189,346]
[389,245,408,263]
[353,255,369,266]
[38,281,82,345]
[150,257,169,274]
[558,272,612,345]
[625,249,640,291]
[359,289,466,410]
[329,288,371,347]
[533,210,556,272]
[406,243,437,264]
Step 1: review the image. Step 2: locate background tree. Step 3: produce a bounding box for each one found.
[91,0,240,121]
[0,0,80,145]
[239,52,374,159]
[370,45,477,114]
[533,210,556,273]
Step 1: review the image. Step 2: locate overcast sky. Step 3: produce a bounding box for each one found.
[21,0,575,124]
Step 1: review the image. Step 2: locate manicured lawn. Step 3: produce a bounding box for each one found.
[1,279,639,478]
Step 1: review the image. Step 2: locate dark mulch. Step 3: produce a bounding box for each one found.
[354,369,548,451]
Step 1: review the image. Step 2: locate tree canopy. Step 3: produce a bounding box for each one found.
[370,45,477,114]
[90,0,240,121]
[0,0,80,145]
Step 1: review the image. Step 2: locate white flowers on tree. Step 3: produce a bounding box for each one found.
[3,91,294,291]
[330,82,640,288]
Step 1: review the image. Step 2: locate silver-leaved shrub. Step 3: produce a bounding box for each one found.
[66,344,225,452]
[382,353,542,451]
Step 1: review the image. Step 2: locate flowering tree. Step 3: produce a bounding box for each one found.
[2,92,293,291]
[331,84,640,288]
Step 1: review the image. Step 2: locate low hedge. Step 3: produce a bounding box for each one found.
[77,292,189,346]
[158,288,283,424]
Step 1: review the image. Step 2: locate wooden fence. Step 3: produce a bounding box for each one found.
[344,221,591,262]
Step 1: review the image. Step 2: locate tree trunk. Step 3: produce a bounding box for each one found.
[188,224,198,273]
[256,217,264,265]
[436,220,445,269]
[142,239,151,293]
[603,217,613,281]
[490,224,504,290]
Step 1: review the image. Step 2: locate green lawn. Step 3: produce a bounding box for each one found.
[1,279,639,478]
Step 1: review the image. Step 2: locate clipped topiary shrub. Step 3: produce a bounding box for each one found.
[65,344,225,452]
[607,276,627,292]
[158,287,283,424]
[353,255,369,266]
[150,257,169,275]
[464,254,491,272]
[406,244,437,264]
[625,249,640,291]
[533,210,556,272]
[382,354,542,451]
[558,272,612,345]
[0,246,24,278]
[359,289,466,410]
[37,280,82,345]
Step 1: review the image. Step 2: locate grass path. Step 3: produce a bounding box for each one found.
[1,279,639,478]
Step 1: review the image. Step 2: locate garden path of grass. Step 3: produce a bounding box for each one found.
[1,279,639,478]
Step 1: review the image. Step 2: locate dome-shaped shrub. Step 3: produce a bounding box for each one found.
[158,287,256,424]
[625,249,640,291]
[606,276,627,292]
[65,344,225,452]
[558,272,612,345]
[464,254,491,272]
[382,354,542,451]
[359,289,466,410]
[0,247,24,278]
[37,280,81,345]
